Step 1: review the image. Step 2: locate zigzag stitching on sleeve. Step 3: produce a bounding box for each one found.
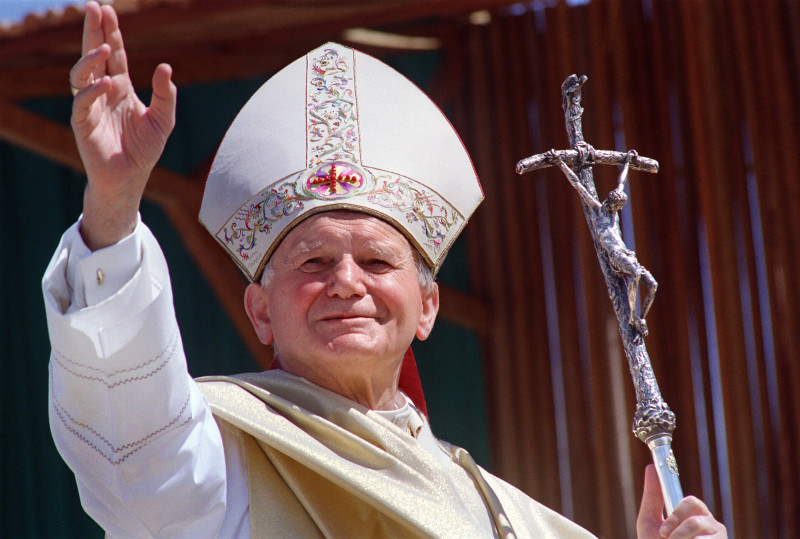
[50,335,179,389]
[50,329,179,376]
[51,379,193,463]
[51,390,192,454]
[57,410,193,465]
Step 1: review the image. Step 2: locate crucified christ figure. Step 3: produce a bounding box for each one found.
[547,144,658,336]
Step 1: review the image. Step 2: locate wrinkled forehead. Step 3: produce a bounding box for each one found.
[272,209,417,261]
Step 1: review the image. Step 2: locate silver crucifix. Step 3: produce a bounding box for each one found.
[516,74,683,514]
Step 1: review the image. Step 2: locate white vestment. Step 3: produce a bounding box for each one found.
[44,218,595,538]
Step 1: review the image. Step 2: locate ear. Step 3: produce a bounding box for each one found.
[415,282,439,341]
[244,283,274,345]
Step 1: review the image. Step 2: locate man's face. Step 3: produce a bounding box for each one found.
[246,211,438,384]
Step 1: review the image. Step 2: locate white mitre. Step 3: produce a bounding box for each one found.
[200,42,483,282]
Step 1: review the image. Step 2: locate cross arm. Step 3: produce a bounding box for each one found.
[515,148,659,175]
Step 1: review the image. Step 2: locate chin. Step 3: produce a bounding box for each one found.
[319,336,399,363]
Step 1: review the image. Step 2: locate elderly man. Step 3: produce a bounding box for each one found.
[45,2,725,537]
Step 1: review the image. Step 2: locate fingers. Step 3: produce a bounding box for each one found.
[636,465,726,538]
[80,2,128,80]
[70,44,111,126]
[636,464,665,538]
[70,44,111,90]
[100,4,129,77]
[71,76,110,122]
[660,496,725,538]
[643,464,664,514]
[81,1,104,56]
[149,63,178,133]
[664,496,712,526]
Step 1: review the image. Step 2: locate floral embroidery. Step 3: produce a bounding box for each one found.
[368,175,460,252]
[307,48,359,167]
[222,182,307,260]
[218,168,461,268]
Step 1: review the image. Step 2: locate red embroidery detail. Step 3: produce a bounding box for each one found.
[309,163,359,194]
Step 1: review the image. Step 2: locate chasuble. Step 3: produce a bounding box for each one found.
[44,219,594,538]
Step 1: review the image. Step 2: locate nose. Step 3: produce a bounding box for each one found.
[327,257,366,298]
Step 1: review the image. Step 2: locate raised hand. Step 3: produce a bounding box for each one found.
[637,465,727,538]
[70,1,176,250]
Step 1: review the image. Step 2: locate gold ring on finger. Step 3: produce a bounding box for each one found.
[70,73,96,97]
[69,81,83,96]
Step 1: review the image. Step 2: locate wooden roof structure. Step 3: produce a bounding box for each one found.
[0,0,518,101]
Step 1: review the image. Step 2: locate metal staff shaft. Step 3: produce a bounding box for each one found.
[516,74,683,514]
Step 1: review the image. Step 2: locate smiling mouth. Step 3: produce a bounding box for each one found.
[318,313,381,326]
[321,315,373,322]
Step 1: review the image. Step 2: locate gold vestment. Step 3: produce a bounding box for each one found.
[198,371,595,538]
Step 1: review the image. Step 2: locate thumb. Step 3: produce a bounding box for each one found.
[637,464,665,538]
[148,63,177,134]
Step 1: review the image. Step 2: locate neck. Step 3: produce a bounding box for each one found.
[278,358,402,410]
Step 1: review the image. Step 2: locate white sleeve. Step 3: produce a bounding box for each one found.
[43,218,228,538]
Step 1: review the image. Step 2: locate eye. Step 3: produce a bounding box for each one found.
[300,257,327,271]
[364,258,393,272]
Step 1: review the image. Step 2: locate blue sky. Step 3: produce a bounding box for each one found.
[0,0,83,23]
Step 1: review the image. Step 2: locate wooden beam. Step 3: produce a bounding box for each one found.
[0,97,271,368]
[0,98,202,209]
[0,98,83,171]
